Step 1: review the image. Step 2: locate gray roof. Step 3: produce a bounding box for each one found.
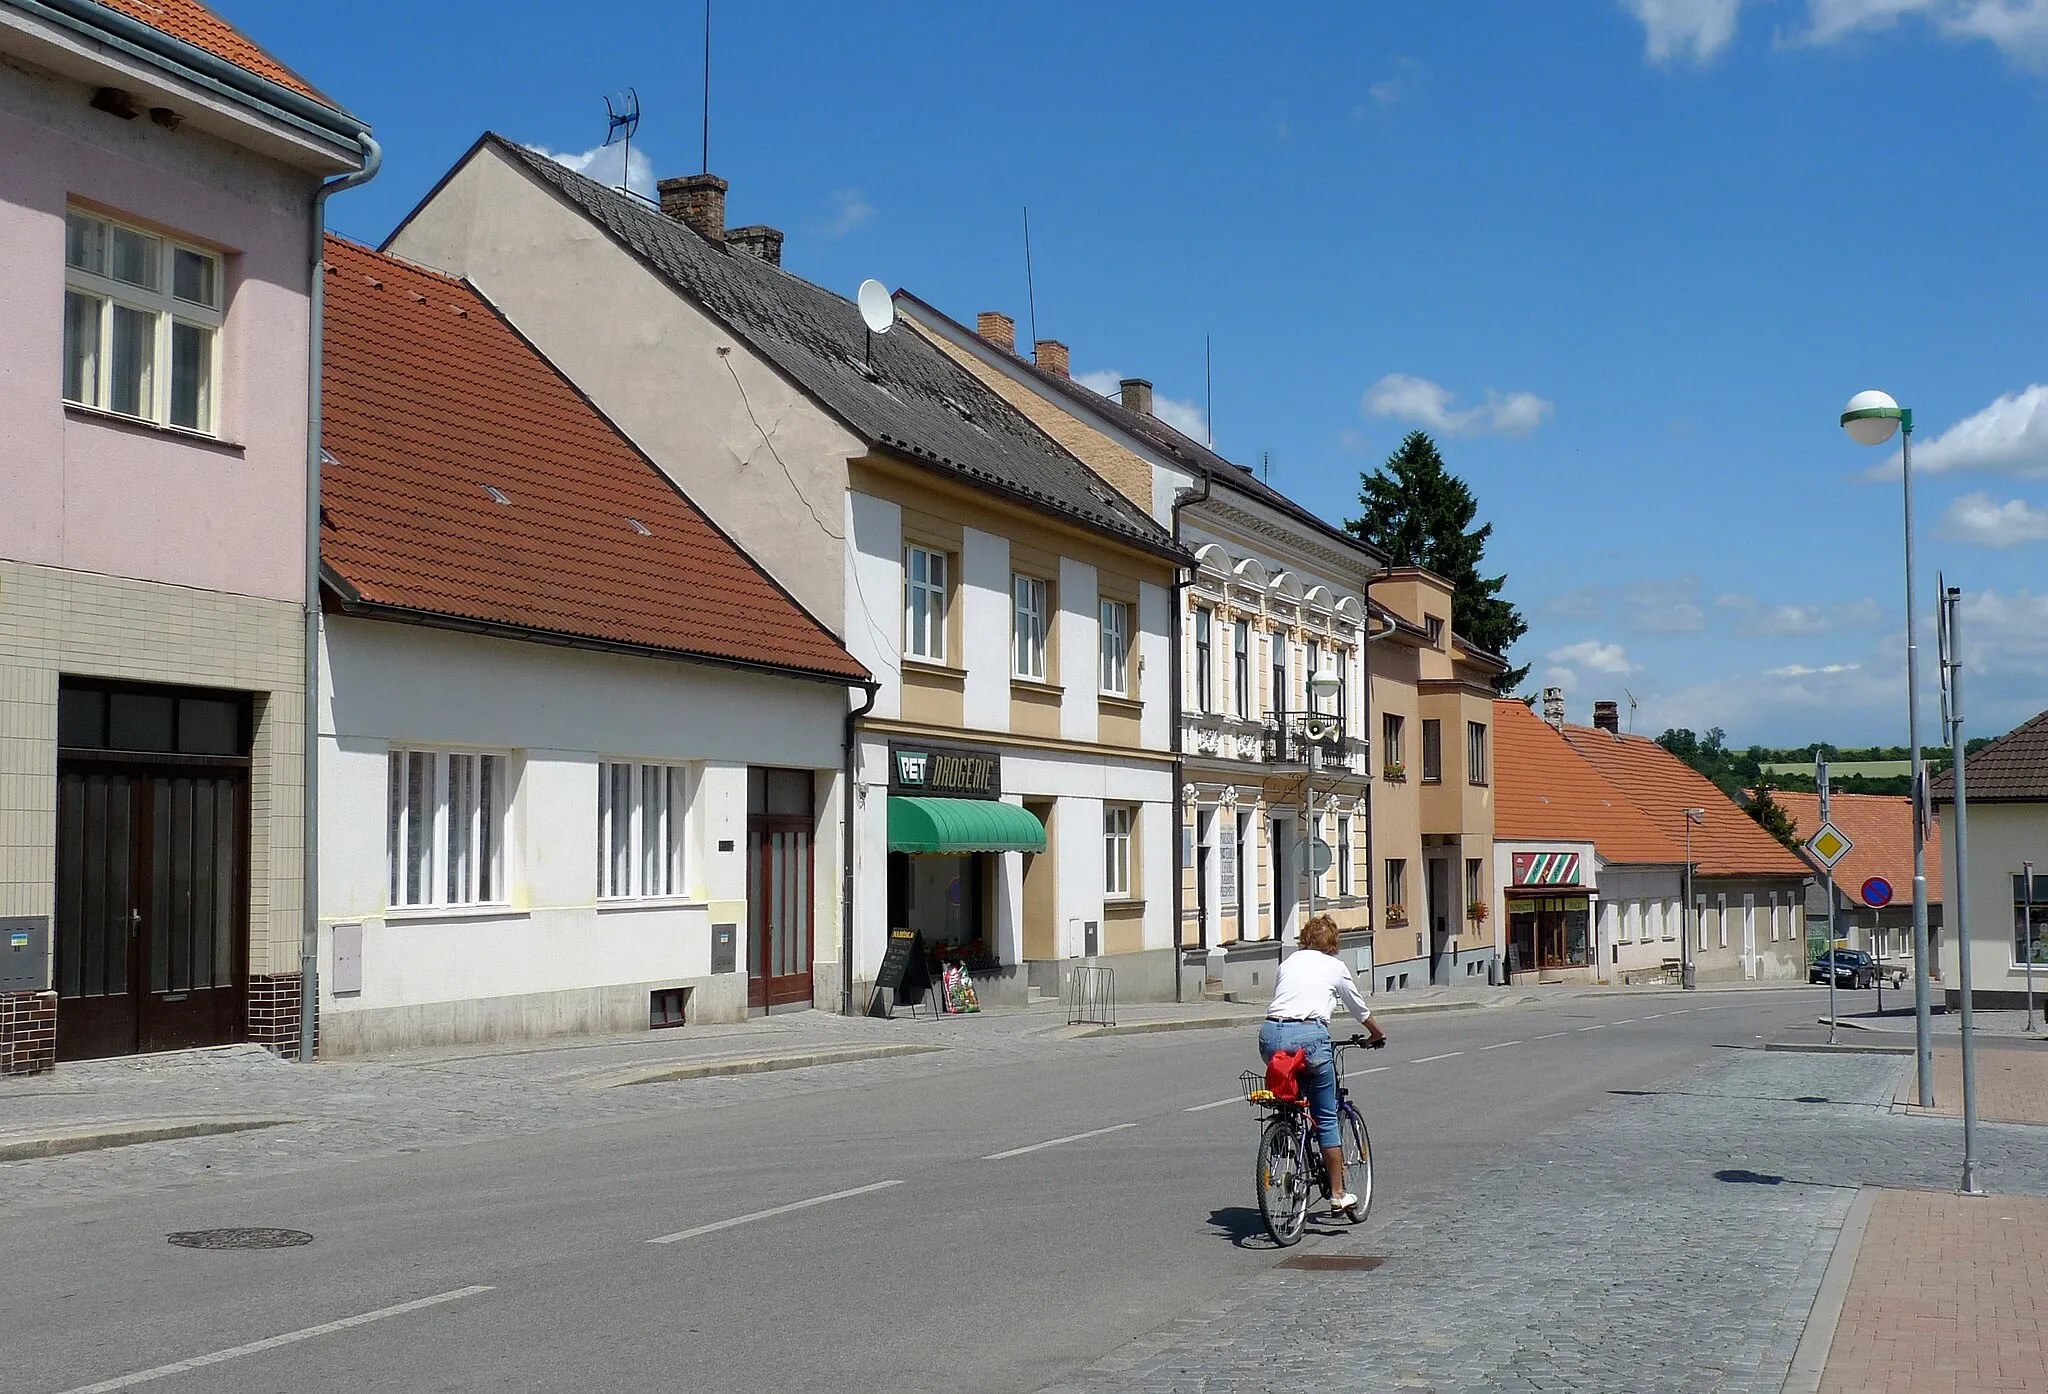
[1932,707,2048,804]
[484,136,1179,558]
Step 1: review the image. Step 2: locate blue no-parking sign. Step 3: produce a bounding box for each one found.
[1862,876,1893,909]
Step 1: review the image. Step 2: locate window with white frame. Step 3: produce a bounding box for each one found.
[1192,607,1213,713]
[1270,631,1287,714]
[904,546,947,661]
[1663,899,1677,940]
[1013,573,1049,679]
[598,761,688,899]
[1104,805,1134,898]
[1467,720,1490,786]
[1099,598,1130,695]
[1306,640,1323,710]
[1337,816,1353,897]
[387,748,506,909]
[1232,620,1250,717]
[63,208,222,433]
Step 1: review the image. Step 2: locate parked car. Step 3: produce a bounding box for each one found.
[1809,949,1903,989]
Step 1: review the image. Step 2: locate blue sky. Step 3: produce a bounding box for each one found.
[238,0,2048,746]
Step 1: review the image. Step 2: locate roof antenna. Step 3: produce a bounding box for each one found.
[602,88,640,196]
[1261,449,1271,482]
[1022,206,1039,356]
[1624,687,1640,734]
[701,0,712,173]
[1205,334,1214,446]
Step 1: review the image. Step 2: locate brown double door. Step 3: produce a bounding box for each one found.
[747,815,814,1009]
[55,761,248,1060]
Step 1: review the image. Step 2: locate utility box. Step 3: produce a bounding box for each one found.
[711,923,737,974]
[0,917,51,993]
[332,923,363,996]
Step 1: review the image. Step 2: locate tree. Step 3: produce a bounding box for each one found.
[1347,430,1528,693]
[1745,782,1802,853]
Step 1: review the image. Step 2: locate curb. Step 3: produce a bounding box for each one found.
[1783,1185,1878,1394]
[584,1043,944,1088]
[1821,1017,1882,1032]
[0,1116,293,1161]
[1060,999,1485,1039]
[1764,1041,1914,1056]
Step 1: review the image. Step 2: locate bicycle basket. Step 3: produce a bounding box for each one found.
[1241,1069,1278,1107]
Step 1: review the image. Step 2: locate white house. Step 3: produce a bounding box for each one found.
[1935,708,2048,1010]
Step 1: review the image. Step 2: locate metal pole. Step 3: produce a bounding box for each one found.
[1684,822,1695,990]
[1946,586,1981,1194]
[2026,859,2036,1035]
[1826,866,1838,1044]
[1902,419,1935,1107]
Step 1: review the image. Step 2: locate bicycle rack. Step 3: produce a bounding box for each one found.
[1066,964,1116,1027]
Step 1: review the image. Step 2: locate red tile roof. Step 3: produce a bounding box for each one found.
[319,237,867,685]
[1560,725,1812,880]
[96,0,330,103]
[1494,700,1686,863]
[1776,791,1942,902]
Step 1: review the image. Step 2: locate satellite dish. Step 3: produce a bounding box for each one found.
[857,279,895,335]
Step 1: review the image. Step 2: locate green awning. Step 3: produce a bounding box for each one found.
[888,796,1047,854]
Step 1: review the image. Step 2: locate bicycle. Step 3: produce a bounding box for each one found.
[1243,1034,1381,1247]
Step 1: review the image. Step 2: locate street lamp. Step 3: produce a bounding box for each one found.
[1839,389,1935,1107]
[1303,667,1343,920]
[1682,808,1705,990]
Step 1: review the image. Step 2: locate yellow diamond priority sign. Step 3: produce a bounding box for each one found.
[1807,821,1854,869]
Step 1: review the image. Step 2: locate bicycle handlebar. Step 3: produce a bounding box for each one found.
[1337,1034,1387,1050]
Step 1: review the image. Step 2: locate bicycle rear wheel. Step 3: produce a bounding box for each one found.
[1255,1114,1311,1246]
[1338,1104,1373,1223]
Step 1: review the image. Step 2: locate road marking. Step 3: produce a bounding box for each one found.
[1642,1014,1663,1020]
[1576,1024,1606,1031]
[1410,1051,1465,1063]
[1534,1032,1566,1040]
[1185,1097,1241,1112]
[1479,1040,1522,1051]
[1354,1066,1392,1075]
[55,1285,494,1393]
[1670,1009,1691,1015]
[984,1122,1139,1160]
[1612,1018,1637,1025]
[648,1179,904,1243]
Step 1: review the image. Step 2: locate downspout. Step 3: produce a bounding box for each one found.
[1168,470,1212,1003]
[301,135,381,1063]
[841,679,880,1015]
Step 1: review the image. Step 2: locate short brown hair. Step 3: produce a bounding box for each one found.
[1299,914,1341,955]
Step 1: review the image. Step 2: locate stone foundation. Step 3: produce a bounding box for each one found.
[0,990,57,1076]
[248,973,306,1060]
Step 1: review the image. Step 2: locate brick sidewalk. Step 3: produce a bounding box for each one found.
[1897,1043,2048,1125]
[1820,1189,2048,1394]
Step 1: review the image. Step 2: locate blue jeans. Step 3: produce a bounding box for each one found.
[1260,1019,1341,1147]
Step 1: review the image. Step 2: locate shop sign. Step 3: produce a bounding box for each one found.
[888,740,1001,799]
[1512,851,1581,887]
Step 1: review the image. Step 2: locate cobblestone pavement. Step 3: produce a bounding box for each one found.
[1819,1189,2048,1394]
[1036,1050,2048,1394]
[1896,1040,2048,1125]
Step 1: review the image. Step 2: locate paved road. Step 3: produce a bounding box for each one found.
[0,989,1827,1394]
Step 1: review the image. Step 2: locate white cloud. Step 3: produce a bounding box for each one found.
[527,141,654,198]
[1864,385,2048,479]
[1547,639,1639,675]
[1801,0,2048,63]
[1620,0,1745,62]
[1541,577,1706,633]
[1940,491,2048,546]
[1361,373,1553,439]
[1544,586,1607,622]
[1546,665,1582,693]
[1765,662,1863,677]
[815,188,872,238]
[1076,370,1209,441]
[1716,593,1884,637]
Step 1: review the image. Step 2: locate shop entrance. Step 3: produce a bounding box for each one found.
[54,681,250,1061]
[891,852,988,961]
[1507,895,1591,977]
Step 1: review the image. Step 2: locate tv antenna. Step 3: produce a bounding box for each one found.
[857,277,894,368]
[1624,687,1639,734]
[602,88,640,196]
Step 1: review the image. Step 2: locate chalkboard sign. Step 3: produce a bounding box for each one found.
[869,929,921,1016]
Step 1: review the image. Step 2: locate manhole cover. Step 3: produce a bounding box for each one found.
[1277,1254,1385,1272]
[167,1228,313,1250]
[1713,1169,1785,1186]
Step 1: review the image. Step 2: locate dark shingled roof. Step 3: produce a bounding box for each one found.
[1932,708,2048,804]
[483,136,1180,560]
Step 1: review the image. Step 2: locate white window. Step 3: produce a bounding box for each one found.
[1770,894,1781,942]
[1099,598,1130,696]
[598,761,688,899]
[63,208,222,433]
[904,546,947,661]
[1233,621,1250,717]
[1663,899,1677,941]
[387,748,506,909]
[1337,816,1353,897]
[1718,894,1729,948]
[1013,574,1049,679]
[1193,608,1213,713]
[1104,805,1133,898]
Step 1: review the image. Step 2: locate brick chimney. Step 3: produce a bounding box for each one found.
[658,173,727,243]
[1593,700,1620,734]
[1542,686,1565,732]
[1119,378,1153,415]
[1034,339,1069,377]
[977,311,1016,353]
[727,224,783,266]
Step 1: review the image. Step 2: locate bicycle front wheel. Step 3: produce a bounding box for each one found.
[1339,1104,1373,1223]
[1255,1114,1311,1247]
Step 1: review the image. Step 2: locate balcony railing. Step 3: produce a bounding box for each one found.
[1265,708,1348,767]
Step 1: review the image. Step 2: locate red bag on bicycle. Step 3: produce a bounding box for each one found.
[1264,1048,1306,1102]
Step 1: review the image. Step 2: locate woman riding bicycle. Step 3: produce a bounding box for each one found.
[1260,914,1386,1217]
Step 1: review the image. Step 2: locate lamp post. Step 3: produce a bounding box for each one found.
[1682,808,1705,990]
[1303,668,1343,921]
[1840,390,1935,1108]
[2026,859,2037,1035]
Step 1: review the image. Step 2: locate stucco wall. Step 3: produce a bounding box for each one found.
[1939,801,2046,1007]
[0,57,318,603]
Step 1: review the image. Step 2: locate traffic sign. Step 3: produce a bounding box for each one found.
[1807,822,1854,869]
[1862,876,1893,909]
[1300,839,1334,877]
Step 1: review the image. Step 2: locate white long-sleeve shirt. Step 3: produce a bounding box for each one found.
[1265,948,1372,1024]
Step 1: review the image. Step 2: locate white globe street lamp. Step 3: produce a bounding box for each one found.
[1839,389,1933,1107]
[1303,668,1343,921]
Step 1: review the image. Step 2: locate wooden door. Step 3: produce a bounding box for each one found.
[747,816,814,1009]
[56,762,247,1059]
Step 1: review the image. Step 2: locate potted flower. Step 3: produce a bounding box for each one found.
[1385,903,1407,925]
[1467,900,1489,924]
[1383,761,1406,782]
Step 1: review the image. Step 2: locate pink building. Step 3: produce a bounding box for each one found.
[0,0,372,1072]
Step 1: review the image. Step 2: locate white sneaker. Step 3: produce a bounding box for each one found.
[1329,1191,1359,1215]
